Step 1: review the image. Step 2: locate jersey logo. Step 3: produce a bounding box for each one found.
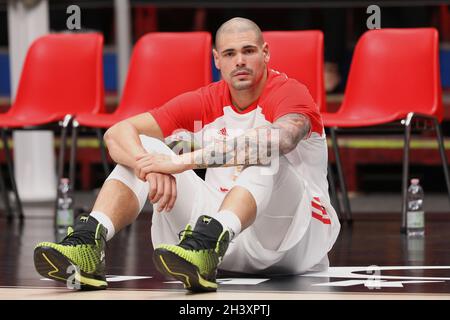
[218,127,228,137]
[311,197,331,224]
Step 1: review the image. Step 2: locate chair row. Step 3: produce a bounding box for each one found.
[1,32,213,220]
[2,29,448,231]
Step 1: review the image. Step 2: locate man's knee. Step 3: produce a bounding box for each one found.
[139,135,173,155]
[106,164,149,211]
[235,157,289,187]
[233,157,292,212]
[234,166,275,212]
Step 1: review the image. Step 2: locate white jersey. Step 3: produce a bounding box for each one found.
[149,69,340,273]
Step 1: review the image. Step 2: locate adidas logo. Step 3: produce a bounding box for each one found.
[80,216,89,223]
[218,127,228,136]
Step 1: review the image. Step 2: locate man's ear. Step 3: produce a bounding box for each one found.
[262,42,270,64]
[213,49,220,70]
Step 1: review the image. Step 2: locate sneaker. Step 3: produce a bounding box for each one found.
[153,215,230,292]
[33,215,108,290]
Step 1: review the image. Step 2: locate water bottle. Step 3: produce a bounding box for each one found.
[407,178,425,237]
[56,178,74,234]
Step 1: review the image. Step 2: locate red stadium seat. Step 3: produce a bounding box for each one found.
[71,32,212,182]
[321,28,449,231]
[263,31,326,112]
[263,30,345,221]
[0,33,104,219]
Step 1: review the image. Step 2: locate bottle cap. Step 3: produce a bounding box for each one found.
[60,178,69,184]
[411,178,419,185]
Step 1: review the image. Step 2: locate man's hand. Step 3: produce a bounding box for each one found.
[145,172,177,212]
[134,153,190,179]
[133,152,186,213]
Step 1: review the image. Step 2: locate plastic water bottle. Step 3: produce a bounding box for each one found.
[56,178,74,234]
[407,178,425,237]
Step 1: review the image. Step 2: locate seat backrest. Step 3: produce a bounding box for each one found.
[340,28,442,121]
[12,33,105,117]
[117,32,212,117]
[263,30,326,112]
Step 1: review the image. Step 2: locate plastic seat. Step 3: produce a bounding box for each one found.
[72,32,212,181]
[0,33,105,127]
[321,28,449,231]
[263,30,346,221]
[263,31,326,112]
[0,33,104,220]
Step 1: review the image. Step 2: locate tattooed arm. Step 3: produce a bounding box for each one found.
[136,113,311,175]
[272,113,311,155]
[180,113,311,169]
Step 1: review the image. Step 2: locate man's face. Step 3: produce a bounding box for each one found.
[213,30,270,91]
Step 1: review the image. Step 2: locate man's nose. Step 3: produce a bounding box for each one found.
[235,53,246,67]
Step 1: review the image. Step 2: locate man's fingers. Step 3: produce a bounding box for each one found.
[146,173,176,213]
[136,156,155,180]
[158,175,172,212]
[147,174,157,200]
[136,158,153,177]
[135,168,145,181]
[139,165,154,181]
[167,177,177,211]
[151,174,165,205]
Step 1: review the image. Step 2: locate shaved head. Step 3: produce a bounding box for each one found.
[215,17,264,49]
[213,17,269,95]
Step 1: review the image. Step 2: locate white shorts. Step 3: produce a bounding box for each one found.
[107,136,340,275]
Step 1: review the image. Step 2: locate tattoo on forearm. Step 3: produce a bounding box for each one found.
[192,113,310,169]
[273,113,310,155]
[194,129,268,168]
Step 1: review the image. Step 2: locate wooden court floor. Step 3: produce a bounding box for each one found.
[1,209,450,300]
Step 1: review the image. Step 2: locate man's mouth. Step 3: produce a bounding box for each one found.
[232,70,251,77]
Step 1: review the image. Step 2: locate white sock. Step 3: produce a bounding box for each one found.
[90,211,115,241]
[211,210,242,240]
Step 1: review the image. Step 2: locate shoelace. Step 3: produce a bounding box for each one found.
[177,229,227,251]
[61,229,107,247]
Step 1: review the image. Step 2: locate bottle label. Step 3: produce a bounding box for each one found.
[407,211,424,229]
[57,208,74,227]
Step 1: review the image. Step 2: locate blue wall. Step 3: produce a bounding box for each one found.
[0,54,10,96]
[441,49,450,89]
[103,52,117,92]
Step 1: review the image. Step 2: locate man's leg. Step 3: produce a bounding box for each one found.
[33,136,196,290]
[89,180,140,235]
[228,157,303,251]
[92,135,205,243]
[217,186,256,230]
[152,159,296,292]
[205,163,283,242]
[153,156,320,287]
[89,160,150,241]
[213,156,307,276]
[33,169,144,290]
[212,158,338,275]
